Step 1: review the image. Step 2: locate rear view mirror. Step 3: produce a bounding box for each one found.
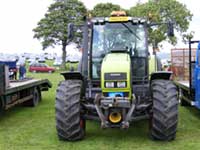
[167,22,174,37]
[68,23,74,39]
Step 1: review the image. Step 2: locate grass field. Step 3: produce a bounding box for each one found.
[1,67,200,150]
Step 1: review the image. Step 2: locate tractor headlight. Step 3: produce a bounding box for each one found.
[117,82,126,88]
[105,82,114,88]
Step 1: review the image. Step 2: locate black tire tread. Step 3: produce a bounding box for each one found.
[0,97,5,116]
[55,80,84,141]
[150,80,178,141]
[23,88,40,107]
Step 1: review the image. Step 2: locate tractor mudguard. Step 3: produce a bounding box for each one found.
[61,71,84,81]
[150,71,172,82]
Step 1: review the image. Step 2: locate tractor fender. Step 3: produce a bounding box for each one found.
[61,71,84,81]
[150,71,172,82]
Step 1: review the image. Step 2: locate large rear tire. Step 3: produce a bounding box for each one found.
[150,80,178,141]
[55,80,85,141]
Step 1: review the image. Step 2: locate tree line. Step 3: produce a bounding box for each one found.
[33,0,192,69]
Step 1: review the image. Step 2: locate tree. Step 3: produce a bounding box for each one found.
[128,0,193,52]
[91,3,121,17]
[33,0,87,69]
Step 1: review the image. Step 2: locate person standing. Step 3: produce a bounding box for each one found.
[19,63,26,80]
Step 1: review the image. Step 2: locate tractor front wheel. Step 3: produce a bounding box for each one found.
[55,80,85,141]
[150,80,178,141]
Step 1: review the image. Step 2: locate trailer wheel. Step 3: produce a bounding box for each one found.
[150,80,178,141]
[180,89,191,106]
[24,88,41,107]
[55,80,85,141]
[0,97,5,115]
[180,98,190,106]
[33,88,40,106]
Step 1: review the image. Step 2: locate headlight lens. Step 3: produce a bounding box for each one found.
[105,82,114,88]
[117,82,126,88]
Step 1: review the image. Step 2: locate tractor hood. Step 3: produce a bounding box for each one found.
[101,53,131,73]
[101,53,131,99]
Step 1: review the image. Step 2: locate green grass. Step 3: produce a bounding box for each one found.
[1,68,200,150]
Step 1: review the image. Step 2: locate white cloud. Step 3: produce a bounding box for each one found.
[179,0,200,40]
[0,0,52,54]
[0,0,199,54]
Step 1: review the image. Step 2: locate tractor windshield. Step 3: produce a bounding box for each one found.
[92,22,146,57]
[92,22,147,79]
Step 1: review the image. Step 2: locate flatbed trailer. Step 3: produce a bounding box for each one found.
[174,80,195,106]
[0,64,52,114]
[174,40,200,109]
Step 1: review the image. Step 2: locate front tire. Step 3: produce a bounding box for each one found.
[55,80,85,141]
[150,80,178,141]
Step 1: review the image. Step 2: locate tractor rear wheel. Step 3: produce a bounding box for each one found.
[150,80,178,141]
[55,80,85,141]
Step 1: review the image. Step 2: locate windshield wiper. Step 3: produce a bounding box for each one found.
[122,23,141,40]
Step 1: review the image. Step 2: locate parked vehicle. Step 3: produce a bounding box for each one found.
[27,57,36,63]
[0,61,17,80]
[38,56,46,63]
[0,64,52,114]
[174,40,200,108]
[29,63,55,73]
[67,51,82,63]
[53,57,62,66]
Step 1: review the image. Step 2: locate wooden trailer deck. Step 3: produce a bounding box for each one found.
[174,80,192,92]
[175,80,189,88]
[5,78,52,95]
[9,79,40,88]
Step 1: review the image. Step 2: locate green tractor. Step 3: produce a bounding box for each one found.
[55,11,178,141]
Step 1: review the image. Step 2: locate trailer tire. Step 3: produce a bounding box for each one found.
[23,88,41,107]
[180,98,190,106]
[55,80,85,141]
[180,89,191,106]
[150,80,178,141]
[0,97,5,115]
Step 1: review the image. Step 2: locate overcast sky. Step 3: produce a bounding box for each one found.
[0,0,199,54]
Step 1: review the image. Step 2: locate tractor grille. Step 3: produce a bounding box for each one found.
[104,73,127,80]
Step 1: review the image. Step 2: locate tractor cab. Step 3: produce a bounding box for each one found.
[91,11,148,83]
